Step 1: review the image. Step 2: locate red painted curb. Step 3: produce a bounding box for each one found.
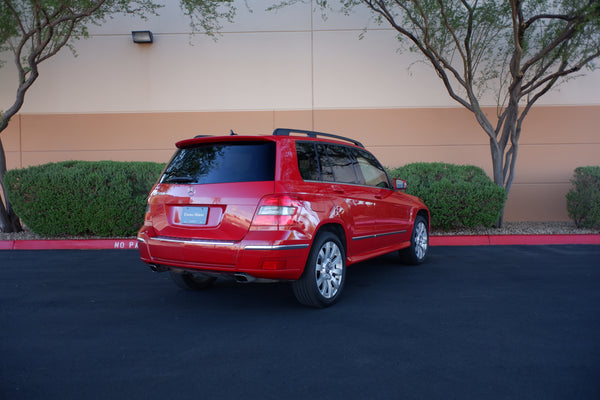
[488,234,600,246]
[430,234,600,246]
[0,235,598,250]
[0,241,14,250]
[5,239,139,251]
[429,236,491,246]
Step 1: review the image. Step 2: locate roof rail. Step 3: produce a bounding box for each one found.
[273,128,364,148]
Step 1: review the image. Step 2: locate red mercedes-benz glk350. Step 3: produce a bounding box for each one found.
[138,129,429,307]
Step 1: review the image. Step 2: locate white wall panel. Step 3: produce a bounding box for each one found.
[0,51,18,112]
[312,1,377,30]
[11,31,312,113]
[312,30,456,109]
[1,0,600,115]
[536,69,600,105]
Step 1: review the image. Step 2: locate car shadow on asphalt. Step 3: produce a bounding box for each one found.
[152,250,431,311]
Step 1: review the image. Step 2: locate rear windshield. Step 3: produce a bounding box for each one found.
[160,141,276,184]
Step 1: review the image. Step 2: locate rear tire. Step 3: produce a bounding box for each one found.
[293,231,346,308]
[170,270,216,290]
[400,215,429,265]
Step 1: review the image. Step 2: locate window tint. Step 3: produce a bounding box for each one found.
[323,144,359,184]
[316,144,335,182]
[296,142,320,181]
[296,141,361,184]
[160,141,275,184]
[351,148,390,188]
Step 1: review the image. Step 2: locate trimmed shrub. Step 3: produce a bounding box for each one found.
[4,160,165,237]
[388,162,506,230]
[566,166,600,229]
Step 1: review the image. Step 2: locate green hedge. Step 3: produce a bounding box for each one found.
[4,160,165,237]
[388,162,506,230]
[566,166,600,229]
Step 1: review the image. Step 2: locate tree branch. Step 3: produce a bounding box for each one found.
[523,13,574,29]
[521,50,600,97]
[365,1,473,110]
[2,0,25,34]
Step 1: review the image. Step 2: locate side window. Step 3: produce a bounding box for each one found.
[323,144,360,184]
[316,144,335,182]
[296,142,320,181]
[351,148,390,188]
[295,141,363,185]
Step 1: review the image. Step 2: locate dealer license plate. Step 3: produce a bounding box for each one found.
[181,206,209,225]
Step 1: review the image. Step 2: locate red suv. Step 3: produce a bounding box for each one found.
[138,129,429,307]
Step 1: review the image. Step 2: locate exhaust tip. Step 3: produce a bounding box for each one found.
[148,264,168,273]
[233,273,279,284]
[234,273,252,283]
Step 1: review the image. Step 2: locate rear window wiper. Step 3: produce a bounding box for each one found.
[163,176,196,184]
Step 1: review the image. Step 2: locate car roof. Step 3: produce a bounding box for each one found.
[176,128,365,149]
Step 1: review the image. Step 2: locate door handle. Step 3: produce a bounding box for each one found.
[374,194,382,199]
[332,185,345,194]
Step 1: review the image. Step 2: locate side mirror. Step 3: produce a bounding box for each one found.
[394,178,407,191]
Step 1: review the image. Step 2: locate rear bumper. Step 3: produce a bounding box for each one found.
[137,228,310,280]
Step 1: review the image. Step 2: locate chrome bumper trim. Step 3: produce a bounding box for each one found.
[244,244,310,251]
[150,236,235,246]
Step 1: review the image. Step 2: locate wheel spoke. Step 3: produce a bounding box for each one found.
[316,272,324,287]
[330,251,340,264]
[330,276,340,289]
[317,253,325,266]
[322,243,332,259]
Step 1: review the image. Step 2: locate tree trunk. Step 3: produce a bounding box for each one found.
[0,137,23,233]
[489,139,507,227]
[0,47,38,233]
[490,139,505,187]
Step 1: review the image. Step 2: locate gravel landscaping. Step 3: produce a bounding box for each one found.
[431,221,599,236]
[0,221,597,241]
[0,228,132,241]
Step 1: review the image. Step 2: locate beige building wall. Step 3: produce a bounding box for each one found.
[1,1,599,222]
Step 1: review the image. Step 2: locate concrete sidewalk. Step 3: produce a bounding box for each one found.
[1,234,599,250]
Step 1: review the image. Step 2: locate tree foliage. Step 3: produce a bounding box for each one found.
[276,0,600,225]
[0,0,236,232]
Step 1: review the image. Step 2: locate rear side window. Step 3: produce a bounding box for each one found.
[322,144,359,184]
[160,141,275,184]
[296,142,360,184]
[316,144,336,182]
[296,142,320,181]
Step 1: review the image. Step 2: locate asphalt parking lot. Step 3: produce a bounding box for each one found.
[1,245,599,400]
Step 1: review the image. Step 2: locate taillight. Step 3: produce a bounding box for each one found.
[252,195,301,228]
[143,201,152,226]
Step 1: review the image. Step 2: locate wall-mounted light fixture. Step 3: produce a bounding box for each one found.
[132,30,153,44]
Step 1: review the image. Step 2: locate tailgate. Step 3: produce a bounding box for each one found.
[148,181,275,241]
